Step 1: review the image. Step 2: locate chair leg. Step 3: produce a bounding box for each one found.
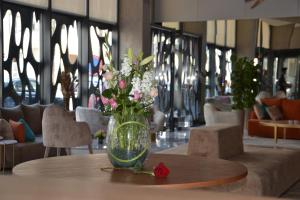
[66,148,71,156]
[57,148,61,156]
[44,147,50,158]
[88,144,93,154]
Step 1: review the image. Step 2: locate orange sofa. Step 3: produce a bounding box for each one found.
[248,98,300,139]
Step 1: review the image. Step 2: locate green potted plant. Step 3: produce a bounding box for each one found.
[95,130,106,145]
[231,55,260,131]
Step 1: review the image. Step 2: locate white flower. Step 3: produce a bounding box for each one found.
[141,71,154,95]
[131,76,142,94]
[121,57,132,76]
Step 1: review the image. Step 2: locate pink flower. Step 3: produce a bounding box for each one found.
[150,88,158,97]
[104,71,113,80]
[99,60,105,72]
[133,91,141,101]
[101,96,109,105]
[109,99,118,109]
[119,80,126,89]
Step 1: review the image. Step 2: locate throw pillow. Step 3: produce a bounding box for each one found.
[266,106,283,121]
[0,119,14,139]
[253,104,269,120]
[0,105,24,122]
[21,103,42,135]
[9,120,25,143]
[19,118,36,142]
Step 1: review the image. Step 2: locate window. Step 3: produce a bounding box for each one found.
[88,25,112,109]
[152,28,173,120]
[51,14,80,110]
[2,6,41,107]
[152,27,202,128]
[1,1,118,108]
[173,34,201,126]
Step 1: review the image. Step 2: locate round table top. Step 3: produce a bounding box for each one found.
[13,154,247,189]
[260,120,300,128]
[0,139,18,145]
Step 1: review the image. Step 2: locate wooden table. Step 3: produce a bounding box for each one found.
[0,176,278,200]
[260,120,300,143]
[13,154,247,189]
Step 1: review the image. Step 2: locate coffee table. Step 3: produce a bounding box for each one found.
[13,154,247,189]
[260,120,300,143]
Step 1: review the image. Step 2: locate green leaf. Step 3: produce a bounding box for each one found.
[140,55,154,66]
[128,48,134,61]
[137,51,144,61]
[102,89,113,98]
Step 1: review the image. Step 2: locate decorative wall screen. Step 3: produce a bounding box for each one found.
[2,5,41,107]
[152,26,202,129]
[174,34,201,126]
[51,14,80,110]
[88,25,112,109]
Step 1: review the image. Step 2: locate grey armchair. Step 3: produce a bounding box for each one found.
[75,106,109,136]
[42,105,93,157]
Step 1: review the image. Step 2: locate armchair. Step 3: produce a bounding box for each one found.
[204,103,244,127]
[42,105,93,157]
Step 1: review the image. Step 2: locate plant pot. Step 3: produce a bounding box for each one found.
[106,116,150,168]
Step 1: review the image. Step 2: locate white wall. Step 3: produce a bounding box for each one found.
[154,0,300,22]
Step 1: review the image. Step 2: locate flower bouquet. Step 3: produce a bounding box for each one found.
[101,44,157,168]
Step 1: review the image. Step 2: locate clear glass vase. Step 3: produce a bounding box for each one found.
[106,115,150,168]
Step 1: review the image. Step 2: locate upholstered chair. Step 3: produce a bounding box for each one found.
[42,105,93,157]
[150,109,166,133]
[75,106,109,136]
[204,103,244,127]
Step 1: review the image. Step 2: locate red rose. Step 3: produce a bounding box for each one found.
[153,162,170,178]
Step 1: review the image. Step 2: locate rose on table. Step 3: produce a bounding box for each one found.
[101,162,170,178]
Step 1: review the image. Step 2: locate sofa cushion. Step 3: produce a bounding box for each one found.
[266,106,283,121]
[0,119,14,139]
[9,120,25,143]
[21,103,42,135]
[253,104,269,120]
[0,105,24,122]
[281,99,300,120]
[261,98,283,107]
[19,118,36,142]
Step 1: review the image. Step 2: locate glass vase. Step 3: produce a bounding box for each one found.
[106,115,150,168]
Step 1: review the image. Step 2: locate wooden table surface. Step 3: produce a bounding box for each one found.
[0,176,282,200]
[260,120,300,128]
[260,120,300,143]
[13,154,247,189]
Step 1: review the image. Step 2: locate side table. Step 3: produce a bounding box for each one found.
[0,140,18,173]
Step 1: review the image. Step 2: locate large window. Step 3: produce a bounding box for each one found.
[152,26,202,129]
[1,1,118,108]
[2,6,41,107]
[174,34,201,127]
[88,25,112,109]
[152,27,174,128]
[51,14,80,110]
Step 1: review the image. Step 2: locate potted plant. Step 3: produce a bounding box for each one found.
[231,55,260,131]
[95,130,106,144]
